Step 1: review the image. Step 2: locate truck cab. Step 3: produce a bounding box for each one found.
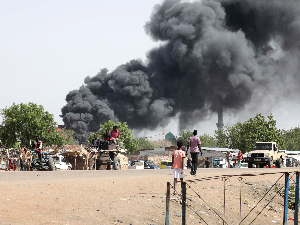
[247,142,285,168]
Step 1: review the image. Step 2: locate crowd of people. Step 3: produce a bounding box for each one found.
[90,126,120,149]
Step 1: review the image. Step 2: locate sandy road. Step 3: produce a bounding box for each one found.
[0,167,298,225]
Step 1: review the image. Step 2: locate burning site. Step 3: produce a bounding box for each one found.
[61,0,300,143]
[1,1,300,224]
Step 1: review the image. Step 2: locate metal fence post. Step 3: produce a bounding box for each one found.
[295,172,299,225]
[223,177,227,225]
[166,182,170,225]
[182,182,186,225]
[283,172,289,225]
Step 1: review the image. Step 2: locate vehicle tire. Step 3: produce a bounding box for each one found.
[267,160,272,168]
[96,159,101,170]
[67,166,71,170]
[113,157,120,170]
[248,162,252,168]
[48,158,55,171]
[106,164,111,170]
[276,159,282,168]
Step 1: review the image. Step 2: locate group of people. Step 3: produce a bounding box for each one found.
[91,126,120,149]
[226,150,244,168]
[172,130,246,193]
[172,130,202,193]
[7,158,17,171]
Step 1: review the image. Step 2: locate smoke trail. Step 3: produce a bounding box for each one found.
[61,0,300,143]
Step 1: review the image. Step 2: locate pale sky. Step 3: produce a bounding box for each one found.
[1,0,300,139]
[0,0,161,124]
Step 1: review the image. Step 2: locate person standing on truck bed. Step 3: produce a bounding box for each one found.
[33,136,42,164]
[187,130,202,176]
[91,133,100,149]
[103,129,115,161]
[110,126,119,146]
[103,129,113,145]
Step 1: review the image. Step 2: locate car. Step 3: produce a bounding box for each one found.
[130,160,145,169]
[158,160,172,169]
[144,161,160,169]
[240,162,248,168]
[52,155,72,170]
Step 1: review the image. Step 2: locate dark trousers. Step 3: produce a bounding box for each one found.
[191,152,198,174]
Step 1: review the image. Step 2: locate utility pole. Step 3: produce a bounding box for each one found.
[163,131,166,149]
[216,107,224,132]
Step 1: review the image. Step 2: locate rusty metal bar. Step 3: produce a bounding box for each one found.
[283,172,289,225]
[295,172,299,225]
[182,182,186,225]
[223,176,227,225]
[165,182,170,225]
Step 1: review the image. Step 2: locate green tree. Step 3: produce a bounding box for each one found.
[0,102,64,148]
[177,131,216,147]
[281,126,300,151]
[199,133,217,147]
[224,114,282,153]
[214,130,228,148]
[134,137,154,150]
[178,131,193,147]
[57,128,78,145]
[89,120,138,154]
[226,122,243,150]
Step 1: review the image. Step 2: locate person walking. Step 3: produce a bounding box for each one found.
[237,151,243,168]
[226,151,233,168]
[187,130,202,176]
[13,157,17,171]
[172,140,185,194]
[8,159,12,171]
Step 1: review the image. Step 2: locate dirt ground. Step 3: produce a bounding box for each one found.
[0,168,299,225]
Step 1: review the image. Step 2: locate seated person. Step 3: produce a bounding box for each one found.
[103,129,113,146]
[110,126,120,145]
[91,133,100,149]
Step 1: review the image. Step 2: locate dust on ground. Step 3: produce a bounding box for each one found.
[0,168,298,225]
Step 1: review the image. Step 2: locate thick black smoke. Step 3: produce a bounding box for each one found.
[61,0,300,143]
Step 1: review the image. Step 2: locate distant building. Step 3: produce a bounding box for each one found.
[216,107,224,132]
[165,132,175,142]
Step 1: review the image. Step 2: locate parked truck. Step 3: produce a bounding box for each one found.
[246,142,285,168]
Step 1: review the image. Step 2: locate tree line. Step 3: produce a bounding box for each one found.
[0,103,299,154]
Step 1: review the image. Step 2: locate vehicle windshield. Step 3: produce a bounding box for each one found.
[146,161,155,166]
[253,143,272,150]
[135,161,144,166]
[167,162,173,166]
[52,156,59,162]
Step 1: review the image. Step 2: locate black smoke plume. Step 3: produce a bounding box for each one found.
[61,0,300,143]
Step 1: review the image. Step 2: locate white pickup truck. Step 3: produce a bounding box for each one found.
[52,155,72,170]
[246,142,285,168]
